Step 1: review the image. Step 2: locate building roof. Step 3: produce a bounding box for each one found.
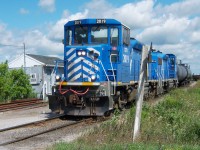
[26,54,62,66]
[9,53,63,68]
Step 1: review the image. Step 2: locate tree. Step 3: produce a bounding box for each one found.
[0,61,9,102]
[0,61,35,103]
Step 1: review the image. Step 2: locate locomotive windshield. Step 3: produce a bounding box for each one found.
[75,26,88,44]
[91,26,108,44]
[66,25,119,45]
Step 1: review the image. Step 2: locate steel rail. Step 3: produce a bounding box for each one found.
[0,114,65,133]
[0,102,47,112]
[0,100,46,112]
[0,98,41,106]
[0,118,91,146]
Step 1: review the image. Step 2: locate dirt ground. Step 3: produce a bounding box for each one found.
[0,105,51,130]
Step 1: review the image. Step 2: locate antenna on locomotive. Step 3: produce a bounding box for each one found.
[150,42,155,52]
[150,42,156,52]
[150,42,152,50]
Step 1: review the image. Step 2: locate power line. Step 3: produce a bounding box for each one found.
[0,43,23,48]
[0,42,26,73]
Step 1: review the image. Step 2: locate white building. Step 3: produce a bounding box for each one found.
[8,54,63,100]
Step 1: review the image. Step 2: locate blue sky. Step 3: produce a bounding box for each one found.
[0,0,136,29]
[0,0,180,29]
[0,0,199,74]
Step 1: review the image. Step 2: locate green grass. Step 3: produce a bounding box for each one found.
[50,142,200,150]
[49,81,200,150]
[141,84,200,144]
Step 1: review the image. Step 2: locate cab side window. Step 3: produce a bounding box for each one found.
[66,29,72,45]
[110,27,119,46]
[123,26,130,45]
[170,58,175,65]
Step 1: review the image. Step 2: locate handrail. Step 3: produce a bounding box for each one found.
[110,54,116,95]
[99,60,110,81]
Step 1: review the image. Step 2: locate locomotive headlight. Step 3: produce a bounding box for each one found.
[56,75,61,80]
[81,51,86,56]
[91,74,96,81]
[77,51,82,56]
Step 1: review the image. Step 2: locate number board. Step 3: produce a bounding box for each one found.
[96,19,106,24]
[75,20,81,25]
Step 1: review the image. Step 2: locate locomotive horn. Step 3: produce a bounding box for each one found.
[150,42,153,51]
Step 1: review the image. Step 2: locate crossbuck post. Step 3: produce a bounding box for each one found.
[133,45,149,142]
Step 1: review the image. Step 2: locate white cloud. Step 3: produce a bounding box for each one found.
[38,0,55,13]
[19,8,29,14]
[85,0,158,29]
[0,23,23,61]
[48,9,89,40]
[156,0,200,18]
[0,23,16,45]
[136,16,190,44]
[110,1,157,29]
[187,17,200,43]
[23,30,63,56]
[85,0,113,17]
[0,23,62,62]
[1,0,200,74]
[190,31,200,43]
[157,42,200,74]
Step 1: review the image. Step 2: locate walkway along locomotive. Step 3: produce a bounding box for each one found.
[48,19,191,116]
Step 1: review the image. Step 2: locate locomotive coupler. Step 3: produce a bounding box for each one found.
[90,97,100,102]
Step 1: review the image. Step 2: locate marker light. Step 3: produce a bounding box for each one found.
[78,51,82,56]
[77,50,86,56]
[91,74,96,81]
[81,51,86,56]
[56,75,61,80]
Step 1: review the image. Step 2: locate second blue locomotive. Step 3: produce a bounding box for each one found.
[48,19,191,116]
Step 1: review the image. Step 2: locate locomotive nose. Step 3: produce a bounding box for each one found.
[66,46,101,82]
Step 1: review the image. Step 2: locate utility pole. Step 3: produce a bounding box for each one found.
[23,43,26,73]
[133,45,149,142]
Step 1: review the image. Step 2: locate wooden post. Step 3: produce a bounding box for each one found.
[133,45,149,142]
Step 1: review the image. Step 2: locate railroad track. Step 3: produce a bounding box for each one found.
[0,114,65,133]
[0,98,47,112]
[0,115,92,146]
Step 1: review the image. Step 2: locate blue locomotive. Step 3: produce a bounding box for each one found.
[48,19,191,116]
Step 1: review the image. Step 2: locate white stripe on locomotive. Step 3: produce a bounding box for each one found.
[68,53,76,62]
[68,57,99,71]
[66,48,76,56]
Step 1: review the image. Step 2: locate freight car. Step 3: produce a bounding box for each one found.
[177,63,192,85]
[193,74,200,81]
[48,19,191,116]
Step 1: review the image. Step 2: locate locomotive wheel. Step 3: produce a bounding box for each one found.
[114,96,127,110]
